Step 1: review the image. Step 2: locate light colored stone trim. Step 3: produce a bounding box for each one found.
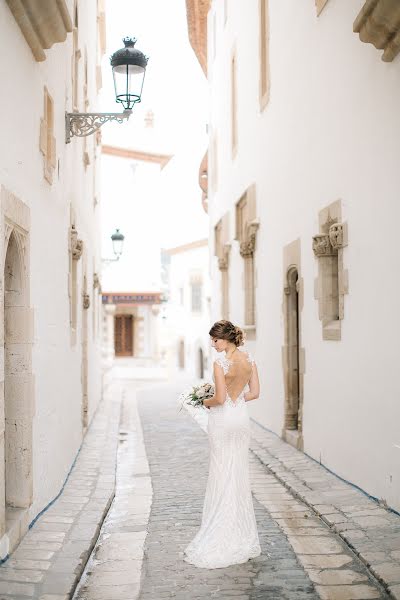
[236,185,259,328]
[5,0,72,62]
[101,145,173,169]
[282,238,305,451]
[0,185,33,554]
[259,0,270,111]
[354,0,400,62]
[97,0,106,57]
[313,199,348,341]
[215,214,231,319]
[39,87,57,185]
[315,0,329,16]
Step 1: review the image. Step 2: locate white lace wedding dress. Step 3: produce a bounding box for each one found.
[184,350,261,569]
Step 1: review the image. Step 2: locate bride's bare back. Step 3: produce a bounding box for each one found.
[224,351,253,402]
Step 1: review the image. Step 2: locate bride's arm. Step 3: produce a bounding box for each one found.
[203,363,226,407]
[244,363,260,402]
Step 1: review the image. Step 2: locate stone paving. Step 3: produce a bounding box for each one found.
[250,423,400,599]
[1,378,399,599]
[73,384,152,600]
[136,384,319,600]
[0,380,121,600]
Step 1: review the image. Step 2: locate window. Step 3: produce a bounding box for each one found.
[236,186,259,327]
[259,0,270,110]
[39,87,56,184]
[191,282,202,312]
[215,215,231,319]
[312,201,348,341]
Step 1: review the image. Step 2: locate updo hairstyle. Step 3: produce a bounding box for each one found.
[209,320,245,347]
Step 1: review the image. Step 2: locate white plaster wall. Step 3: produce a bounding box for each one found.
[208,0,400,511]
[0,0,102,520]
[163,244,212,380]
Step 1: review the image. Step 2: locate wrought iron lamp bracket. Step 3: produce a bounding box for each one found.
[65,110,132,143]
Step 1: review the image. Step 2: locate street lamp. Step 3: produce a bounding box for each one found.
[66,37,148,143]
[111,228,125,258]
[102,228,125,265]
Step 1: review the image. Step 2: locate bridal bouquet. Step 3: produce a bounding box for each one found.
[178,383,214,433]
[179,382,215,411]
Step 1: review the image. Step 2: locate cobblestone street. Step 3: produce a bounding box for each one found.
[1,377,399,599]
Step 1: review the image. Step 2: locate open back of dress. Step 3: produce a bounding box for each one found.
[224,351,253,402]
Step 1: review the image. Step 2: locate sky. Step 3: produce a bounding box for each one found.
[99,0,209,292]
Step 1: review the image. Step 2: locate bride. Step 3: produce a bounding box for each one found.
[184,320,261,569]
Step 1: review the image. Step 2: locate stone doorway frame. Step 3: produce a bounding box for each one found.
[282,239,305,451]
[0,185,33,558]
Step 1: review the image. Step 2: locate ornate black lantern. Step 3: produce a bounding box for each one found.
[66,37,148,143]
[111,37,148,110]
[111,228,125,258]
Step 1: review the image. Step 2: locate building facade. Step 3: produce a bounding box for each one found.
[187,0,400,513]
[0,0,105,556]
[102,291,162,367]
[161,240,211,380]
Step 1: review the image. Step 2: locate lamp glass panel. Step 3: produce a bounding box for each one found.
[112,238,124,256]
[113,64,145,109]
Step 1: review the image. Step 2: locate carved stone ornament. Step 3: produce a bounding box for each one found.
[312,233,337,257]
[93,272,101,290]
[354,0,400,62]
[70,225,83,260]
[218,243,231,271]
[239,220,260,258]
[82,293,90,309]
[329,223,344,250]
[218,257,228,270]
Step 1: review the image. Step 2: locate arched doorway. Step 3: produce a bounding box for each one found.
[3,231,33,512]
[198,348,204,379]
[284,267,300,433]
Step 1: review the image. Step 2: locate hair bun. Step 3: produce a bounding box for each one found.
[234,326,244,347]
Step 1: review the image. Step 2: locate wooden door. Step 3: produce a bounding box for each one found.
[114,315,133,356]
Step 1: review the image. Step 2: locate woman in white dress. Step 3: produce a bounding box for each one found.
[184,320,261,569]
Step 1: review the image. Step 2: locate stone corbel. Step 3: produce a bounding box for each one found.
[329,223,344,250]
[218,243,231,271]
[70,225,83,260]
[240,220,260,258]
[6,0,73,62]
[93,272,102,292]
[82,293,90,309]
[312,233,337,257]
[354,0,400,62]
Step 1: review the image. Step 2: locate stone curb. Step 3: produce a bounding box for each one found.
[73,383,153,600]
[250,421,400,599]
[0,382,122,600]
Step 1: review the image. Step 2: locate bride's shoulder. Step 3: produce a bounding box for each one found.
[239,348,255,366]
[214,356,230,374]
